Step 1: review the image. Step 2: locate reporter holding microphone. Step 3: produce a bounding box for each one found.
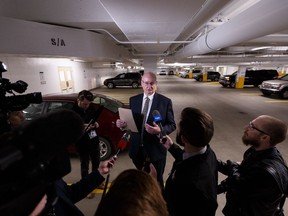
[161,107,218,216]
[72,90,102,198]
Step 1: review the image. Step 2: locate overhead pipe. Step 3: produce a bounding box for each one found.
[169,0,232,52]
[166,56,288,64]
[86,28,192,44]
[173,0,288,60]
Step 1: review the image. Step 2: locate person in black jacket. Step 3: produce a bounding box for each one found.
[46,158,115,216]
[72,90,101,198]
[218,115,288,216]
[162,107,218,216]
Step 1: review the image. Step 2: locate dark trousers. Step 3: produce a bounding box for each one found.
[77,136,100,178]
[133,157,166,190]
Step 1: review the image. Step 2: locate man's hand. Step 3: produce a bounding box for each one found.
[98,156,116,176]
[116,119,127,129]
[145,122,161,135]
[148,163,157,179]
[161,135,173,149]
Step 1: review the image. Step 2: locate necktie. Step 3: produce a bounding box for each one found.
[140,97,150,146]
[142,97,150,119]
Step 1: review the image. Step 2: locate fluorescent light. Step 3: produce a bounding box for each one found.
[251,46,271,51]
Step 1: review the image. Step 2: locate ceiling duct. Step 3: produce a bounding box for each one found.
[168,0,232,53]
[173,0,288,60]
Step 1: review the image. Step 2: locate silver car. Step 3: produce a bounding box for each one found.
[258,74,288,99]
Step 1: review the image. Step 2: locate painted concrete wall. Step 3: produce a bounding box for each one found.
[0,17,130,60]
[0,56,125,96]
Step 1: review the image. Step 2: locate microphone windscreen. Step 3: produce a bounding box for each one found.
[152,110,162,122]
[118,139,127,151]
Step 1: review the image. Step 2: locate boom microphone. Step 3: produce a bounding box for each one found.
[152,110,167,142]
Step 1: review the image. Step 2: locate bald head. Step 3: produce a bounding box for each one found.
[141,72,157,96]
[256,115,287,145]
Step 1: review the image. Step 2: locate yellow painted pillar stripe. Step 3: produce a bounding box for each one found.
[236,76,245,88]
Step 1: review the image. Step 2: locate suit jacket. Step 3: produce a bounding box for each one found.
[164,144,218,216]
[129,92,176,162]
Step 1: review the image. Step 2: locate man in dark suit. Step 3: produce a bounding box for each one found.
[116,71,176,189]
[162,107,218,216]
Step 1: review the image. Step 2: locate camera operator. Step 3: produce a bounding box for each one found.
[0,109,115,216]
[218,115,288,216]
[0,61,42,135]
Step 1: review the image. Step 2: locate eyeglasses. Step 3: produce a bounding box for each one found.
[248,122,269,136]
[141,80,156,86]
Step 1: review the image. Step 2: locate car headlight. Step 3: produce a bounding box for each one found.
[271,83,281,89]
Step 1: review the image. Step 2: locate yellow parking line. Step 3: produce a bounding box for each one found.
[265,100,288,103]
[204,82,220,85]
[239,93,261,96]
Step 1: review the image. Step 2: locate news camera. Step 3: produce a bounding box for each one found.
[0,109,84,216]
[0,61,42,113]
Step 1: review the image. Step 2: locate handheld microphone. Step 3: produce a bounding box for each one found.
[102,130,131,199]
[152,110,167,143]
[114,130,131,158]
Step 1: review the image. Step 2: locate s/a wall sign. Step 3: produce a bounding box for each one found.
[51,38,66,47]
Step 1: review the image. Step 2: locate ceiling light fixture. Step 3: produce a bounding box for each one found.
[251,46,271,51]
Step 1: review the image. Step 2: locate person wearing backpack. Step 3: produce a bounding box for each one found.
[218,115,288,216]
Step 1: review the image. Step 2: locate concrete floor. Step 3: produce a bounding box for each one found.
[64,75,288,216]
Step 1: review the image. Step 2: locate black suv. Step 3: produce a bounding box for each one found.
[219,69,278,88]
[195,71,220,81]
[104,72,142,88]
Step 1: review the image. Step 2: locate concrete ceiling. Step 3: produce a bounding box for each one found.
[0,0,288,68]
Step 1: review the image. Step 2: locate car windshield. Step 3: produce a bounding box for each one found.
[280,74,288,81]
[23,103,44,120]
[23,94,123,121]
[93,95,123,113]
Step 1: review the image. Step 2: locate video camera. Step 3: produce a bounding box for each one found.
[0,61,42,112]
[0,61,42,134]
[0,109,84,216]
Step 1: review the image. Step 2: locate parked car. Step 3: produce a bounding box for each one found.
[219,69,278,88]
[192,69,202,79]
[179,70,189,78]
[103,72,142,89]
[258,74,288,99]
[168,70,174,75]
[158,70,167,75]
[195,71,220,81]
[23,92,129,160]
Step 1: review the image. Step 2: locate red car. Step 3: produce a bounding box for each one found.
[23,92,129,160]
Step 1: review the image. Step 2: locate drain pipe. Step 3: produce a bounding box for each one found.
[173,0,288,60]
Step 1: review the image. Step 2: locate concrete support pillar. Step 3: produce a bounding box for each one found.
[176,67,180,76]
[235,66,246,89]
[202,68,207,81]
[189,67,193,79]
[142,57,157,74]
